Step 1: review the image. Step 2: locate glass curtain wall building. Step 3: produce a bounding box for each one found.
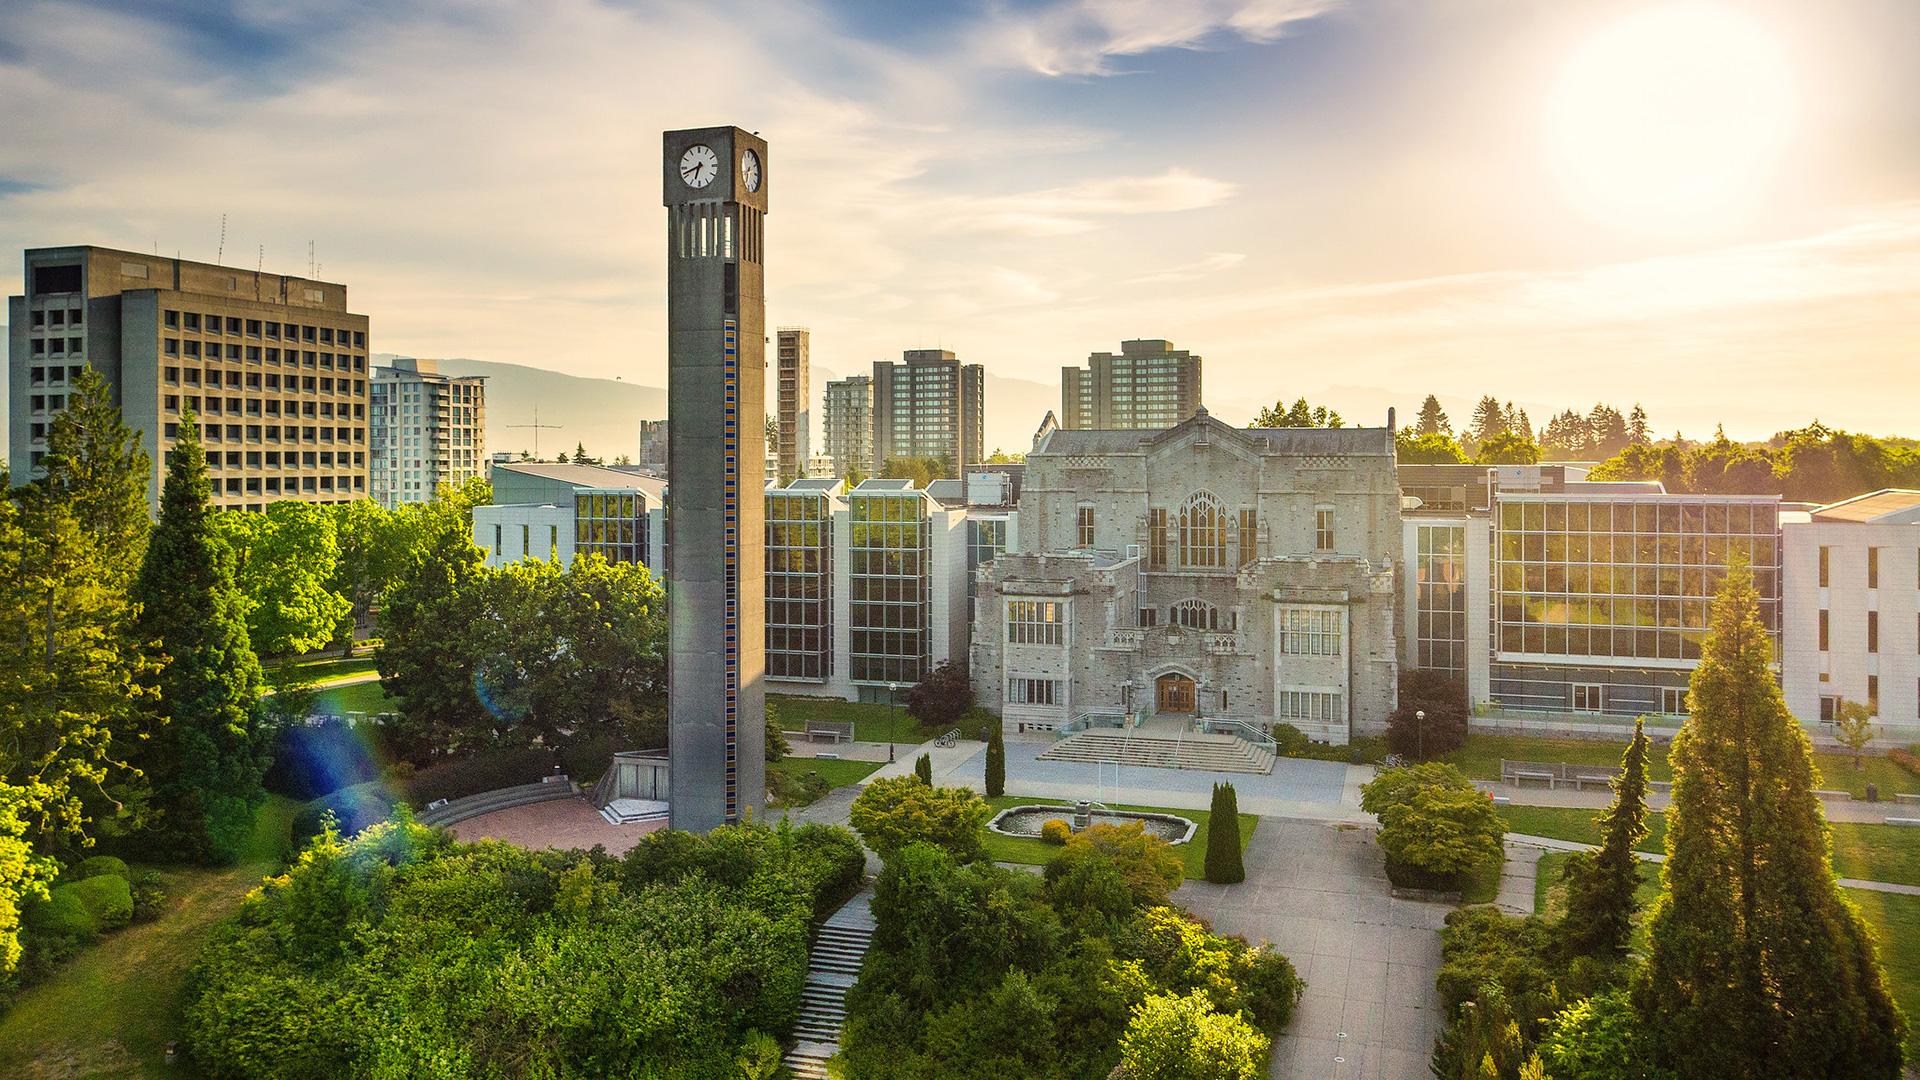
[1414,523,1468,682]
[766,483,836,680]
[574,491,650,565]
[849,487,932,686]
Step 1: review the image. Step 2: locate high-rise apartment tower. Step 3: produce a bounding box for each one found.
[872,349,984,473]
[775,327,809,481]
[662,125,769,832]
[1059,339,1202,430]
[823,375,871,478]
[369,358,486,508]
[8,245,370,512]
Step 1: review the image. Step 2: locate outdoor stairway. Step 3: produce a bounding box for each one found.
[784,893,876,1079]
[1038,729,1275,775]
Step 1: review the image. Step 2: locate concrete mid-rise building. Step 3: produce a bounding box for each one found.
[1059,339,1203,431]
[9,244,370,512]
[823,375,872,478]
[1781,490,1920,742]
[775,328,810,482]
[369,358,486,508]
[872,350,984,474]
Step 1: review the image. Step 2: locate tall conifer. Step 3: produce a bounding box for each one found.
[37,368,151,586]
[1204,782,1245,884]
[984,720,1005,798]
[130,411,266,863]
[1635,565,1907,1079]
[1557,719,1649,961]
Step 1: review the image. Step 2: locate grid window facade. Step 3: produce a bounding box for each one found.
[966,517,1008,624]
[1007,600,1066,645]
[849,493,929,683]
[574,492,648,565]
[1279,608,1342,655]
[1493,496,1781,663]
[766,492,832,680]
[1007,677,1062,706]
[1178,491,1224,568]
[1279,691,1341,722]
[1415,524,1467,680]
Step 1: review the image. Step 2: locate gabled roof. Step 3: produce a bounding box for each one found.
[1810,489,1920,524]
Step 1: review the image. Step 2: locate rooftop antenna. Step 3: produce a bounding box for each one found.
[507,402,562,459]
[257,245,263,273]
[308,240,315,278]
[217,214,227,264]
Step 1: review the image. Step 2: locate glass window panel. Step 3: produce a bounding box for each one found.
[1568,503,1590,531]
[1524,503,1544,530]
[1546,503,1566,531]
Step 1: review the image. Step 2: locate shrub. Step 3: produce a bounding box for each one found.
[849,776,991,862]
[23,885,98,941]
[402,747,556,805]
[1204,783,1245,884]
[1386,669,1469,760]
[77,855,130,880]
[985,721,1006,798]
[291,782,401,851]
[1270,723,1312,757]
[1118,990,1268,1080]
[131,870,167,922]
[901,659,975,731]
[1888,746,1920,780]
[263,718,385,801]
[559,732,629,785]
[1539,989,1673,1080]
[763,709,791,765]
[1045,821,1183,907]
[769,768,830,807]
[1040,819,1071,845]
[66,874,133,933]
[914,753,933,785]
[1361,763,1503,881]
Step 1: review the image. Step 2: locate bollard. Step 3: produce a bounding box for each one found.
[1866,782,1879,803]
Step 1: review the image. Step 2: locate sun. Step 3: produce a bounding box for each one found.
[1547,4,1797,233]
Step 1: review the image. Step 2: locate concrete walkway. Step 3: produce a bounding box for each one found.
[1176,819,1448,1080]
[1506,832,1920,896]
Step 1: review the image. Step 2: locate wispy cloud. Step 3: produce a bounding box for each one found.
[1127,251,1243,284]
[979,0,1343,76]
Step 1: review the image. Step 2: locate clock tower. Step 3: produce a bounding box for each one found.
[662,126,769,831]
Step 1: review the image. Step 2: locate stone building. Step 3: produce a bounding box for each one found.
[973,410,1401,744]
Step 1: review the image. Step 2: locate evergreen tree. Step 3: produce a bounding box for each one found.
[1415,394,1451,436]
[1204,782,1245,884]
[35,368,152,587]
[914,753,933,785]
[1627,404,1651,446]
[1470,396,1506,445]
[984,720,1005,798]
[129,411,267,863]
[1557,719,1649,961]
[1636,565,1907,1079]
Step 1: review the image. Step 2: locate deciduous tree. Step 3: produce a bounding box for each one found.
[130,412,267,863]
[1833,698,1876,770]
[902,659,975,731]
[216,502,350,658]
[1636,564,1907,1080]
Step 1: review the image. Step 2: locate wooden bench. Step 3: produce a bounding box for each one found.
[803,721,855,744]
[1501,760,1624,791]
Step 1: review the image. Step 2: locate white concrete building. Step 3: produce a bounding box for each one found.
[473,462,665,571]
[1781,490,1920,742]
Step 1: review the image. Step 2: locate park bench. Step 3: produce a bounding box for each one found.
[1896,793,1920,806]
[803,720,855,744]
[1501,759,1624,791]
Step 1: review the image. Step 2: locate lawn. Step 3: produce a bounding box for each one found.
[978,795,1257,882]
[0,796,299,1080]
[1444,730,1920,799]
[310,680,395,717]
[263,655,379,688]
[770,693,939,745]
[1499,805,1920,888]
[770,756,883,790]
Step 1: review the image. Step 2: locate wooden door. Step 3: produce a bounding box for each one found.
[1156,674,1195,713]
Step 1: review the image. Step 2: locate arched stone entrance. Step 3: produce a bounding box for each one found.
[1155,672,1196,714]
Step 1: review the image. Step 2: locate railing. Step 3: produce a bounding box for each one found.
[1198,717,1278,753]
[1063,711,1128,735]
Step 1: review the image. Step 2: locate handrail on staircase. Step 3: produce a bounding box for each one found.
[1200,717,1278,752]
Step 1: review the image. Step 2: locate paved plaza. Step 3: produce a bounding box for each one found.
[1175,819,1448,1080]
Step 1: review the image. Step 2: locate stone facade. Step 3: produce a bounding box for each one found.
[973,411,1401,744]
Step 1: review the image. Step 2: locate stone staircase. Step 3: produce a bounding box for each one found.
[1038,729,1275,775]
[784,892,876,1079]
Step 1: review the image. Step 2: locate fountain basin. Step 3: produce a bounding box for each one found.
[988,805,1197,845]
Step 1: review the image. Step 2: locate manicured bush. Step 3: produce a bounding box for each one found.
[1889,745,1920,780]
[1041,819,1072,845]
[985,721,1006,797]
[1119,990,1268,1080]
[402,746,556,805]
[77,855,129,880]
[23,886,98,940]
[1360,762,1503,885]
[131,870,167,922]
[65,874,133,933]
[1271,723,1312,757]
[1046,821,1184,908]
[914,753,934,785]
[849,776,991,862]
[1205,783,1246,884]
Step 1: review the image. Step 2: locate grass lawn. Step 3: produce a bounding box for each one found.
[310,680,395,716]
[1443,731,1920,799]
[0,796,299,1080]
[263,655,379,689]
[1498,805,1920,888]
[770,756,883,790]
[978,795,1257,882]
[769,693,943,745]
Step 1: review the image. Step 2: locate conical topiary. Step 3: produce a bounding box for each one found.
[914,753,933,785]
[1205,782,1245,884]
[985,721,1006,798]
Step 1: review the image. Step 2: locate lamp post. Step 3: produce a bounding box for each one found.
[886,682,901,764]
[1416,709,1426,762]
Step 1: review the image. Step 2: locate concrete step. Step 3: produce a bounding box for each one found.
[1037,730,1274,775]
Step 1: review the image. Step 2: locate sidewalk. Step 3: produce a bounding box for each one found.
[1480,779,1915,824]
[1504,832,1920,897]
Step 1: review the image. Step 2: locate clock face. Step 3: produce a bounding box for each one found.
[741,149,762,193]
[679,144,719,189]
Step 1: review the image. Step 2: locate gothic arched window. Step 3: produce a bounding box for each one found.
[1179,491,1225,568]
[1173,598,1222,630]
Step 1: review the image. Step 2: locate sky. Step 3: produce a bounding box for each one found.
[3,0,1918,444]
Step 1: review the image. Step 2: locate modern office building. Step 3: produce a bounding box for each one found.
[822,375,871,477]
[9,244,370,512]
[1059,339,1203,430]
[973,410,1403,743]
[775,327,810,481]
[369,358,486,508]
[872,350,985,473]
[472,462,666,570]
[1780,490,1920,741]
[661,124,770,830]
[1400,463,1783,730]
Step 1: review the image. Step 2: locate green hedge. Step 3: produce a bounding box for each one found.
[76,856,130,880]
[23,875,133,941]
[402,747,557,806]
